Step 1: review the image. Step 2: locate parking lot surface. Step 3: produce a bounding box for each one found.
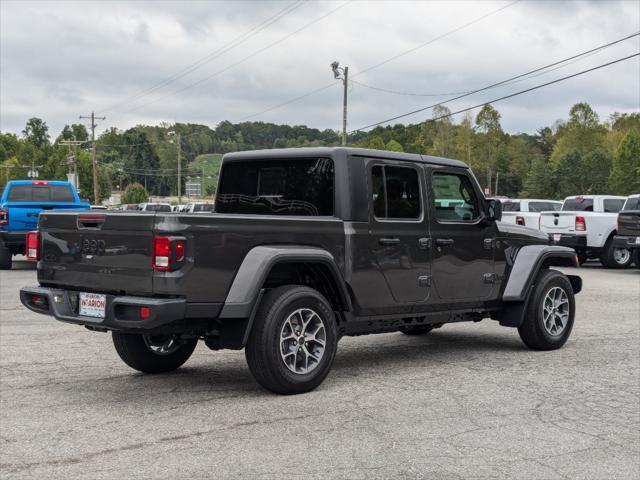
[1,259,638,479]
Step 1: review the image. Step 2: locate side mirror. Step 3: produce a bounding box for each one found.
[486,199,502,222]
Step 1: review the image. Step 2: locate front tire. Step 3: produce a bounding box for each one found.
[518,269,575,351]
[245,285,338,395]
[112,333,197,373]
[600,239,632,269]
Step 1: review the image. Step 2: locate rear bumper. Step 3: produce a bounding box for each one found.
[549,233,587,249]
[20,286,222,331]
[613,235,640,250]
[0,231,27,248]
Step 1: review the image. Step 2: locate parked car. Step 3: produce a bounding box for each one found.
[613,194,640,266]
[501,199,562,229]
[184,201,214,213]
[21,148,582,394]
[90,205,108,210]
[172,204,185,212]
[0,180,89,269]
[540,194,630,268]
[120,204,140,211]
[138,202,172,212]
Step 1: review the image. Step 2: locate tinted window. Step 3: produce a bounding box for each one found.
[502,202,521,212]
[623,197,639,211]
[193,203,213,212]
[562,198,593,211]
[145,204,171,212]
[529,201,560,212]
[432,172,480,221]
[603,199,624,213]
[7,184,74,202]
[371,165,421,219]
[216,158,334,216]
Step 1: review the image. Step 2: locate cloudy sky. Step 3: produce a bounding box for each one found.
[1,0,638,138]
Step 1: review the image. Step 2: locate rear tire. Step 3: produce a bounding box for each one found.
[600,239,632,269]
[518,269,575,351]
[0,246,12,270]
[401,325,434,335]
[112,333,197,373]
[245,285,338,395]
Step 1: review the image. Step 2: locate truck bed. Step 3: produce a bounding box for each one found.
[37,210,344,303]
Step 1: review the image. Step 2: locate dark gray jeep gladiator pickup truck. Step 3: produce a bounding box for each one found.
[21,147,582,394]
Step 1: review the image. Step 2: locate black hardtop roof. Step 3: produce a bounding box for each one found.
[223,147,468,168]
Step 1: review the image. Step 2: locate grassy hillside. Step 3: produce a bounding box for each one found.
[189,153,223,196]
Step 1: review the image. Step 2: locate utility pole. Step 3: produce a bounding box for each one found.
[59,139,84,189]
[177,133,182,204]
[494,172,500,197]
[80,112,105,203]
[331,61,348,146]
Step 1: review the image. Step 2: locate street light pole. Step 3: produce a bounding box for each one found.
[331,61,349,146]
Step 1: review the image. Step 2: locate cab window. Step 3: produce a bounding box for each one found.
[371,165,421,220]
[603,199,624,213]
[432,172,480,221]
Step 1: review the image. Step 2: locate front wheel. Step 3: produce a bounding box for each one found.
[518,269,575,350]
[112,333,197,373]
[245,285,338,395]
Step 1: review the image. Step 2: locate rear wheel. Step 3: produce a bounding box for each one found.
[112,333,197,373]
[0,246,12,270]
[601,239,632,269]
[245,285,338,395]
[518,269,575,350]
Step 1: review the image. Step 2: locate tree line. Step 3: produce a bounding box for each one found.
[1,102,638,202]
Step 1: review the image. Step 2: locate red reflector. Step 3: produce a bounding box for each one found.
[26,231,39,261]
[175,241,185,262]
[140,306,150,319]
[32,180,49,185]
[30,294,46,307]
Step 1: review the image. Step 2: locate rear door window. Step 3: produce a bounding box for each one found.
[371,165,421,220]
[216,158,334,216]
[432,172,480,221]
[603,199,625,213]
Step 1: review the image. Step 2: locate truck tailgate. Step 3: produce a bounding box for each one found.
[4,202,86,231]
[38,212,155,295]
[540,211,577,233]
[618,211,640,236]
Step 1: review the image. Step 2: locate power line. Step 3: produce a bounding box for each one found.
[237,0,521,121]
[122,2,350,115]
[101,1,304,113]
[353,53,640,132]
[351,79,470,97]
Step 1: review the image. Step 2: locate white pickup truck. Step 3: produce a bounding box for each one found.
[501,199,562,229]
[540,195,630,268]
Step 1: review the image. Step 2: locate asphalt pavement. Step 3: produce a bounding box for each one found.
[1,258,638,479]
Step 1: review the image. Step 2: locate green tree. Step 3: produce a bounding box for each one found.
[121,183,149,204]
[522,157,557,198]
[385,139,404,152]
[431,105,453,157]
[609,130,640,195]
[22,118,50,149]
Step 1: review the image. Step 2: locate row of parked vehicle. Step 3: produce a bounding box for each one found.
[496,194,640,269]
[118,201,214,213]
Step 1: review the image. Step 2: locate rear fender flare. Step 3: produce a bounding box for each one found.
[219,245,351,320]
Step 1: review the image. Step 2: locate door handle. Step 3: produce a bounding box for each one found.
[435,238,454,247]
[379,237,400,246]
[418,237,431,249]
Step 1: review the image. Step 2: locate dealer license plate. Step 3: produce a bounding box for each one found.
[79,292,106,319]
[553,234,561,243]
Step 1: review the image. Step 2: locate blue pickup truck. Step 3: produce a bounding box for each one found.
[0,180,89,269]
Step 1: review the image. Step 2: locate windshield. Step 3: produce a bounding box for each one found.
[7,184,75,202]
[622,197,639,211]
[216,158,334,216]
[562,198,593,211]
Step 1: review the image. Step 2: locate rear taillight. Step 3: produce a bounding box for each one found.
[152,236,186,271]
[0,208,7,226]
[575,216,586,232]
[516,216,525,226]
[26,231,39,261]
